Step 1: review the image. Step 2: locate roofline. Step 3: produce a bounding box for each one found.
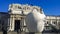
[0,12,60,17]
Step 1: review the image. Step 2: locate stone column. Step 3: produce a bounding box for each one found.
[57,20,60,29]
[11,17,15,31]
[50,20,52,24]
[8,17,15,31]
[9,17,12,31]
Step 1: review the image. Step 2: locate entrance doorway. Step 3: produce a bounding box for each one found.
[14,20,21,31]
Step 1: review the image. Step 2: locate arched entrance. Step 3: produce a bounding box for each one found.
[14,20,21,32]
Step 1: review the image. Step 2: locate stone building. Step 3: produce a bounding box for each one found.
[0,4,60,33]
[44,15,60,32]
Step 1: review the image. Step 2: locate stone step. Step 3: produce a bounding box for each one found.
[0,32,3,34]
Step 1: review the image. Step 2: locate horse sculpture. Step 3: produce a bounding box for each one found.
[25,8,46,33]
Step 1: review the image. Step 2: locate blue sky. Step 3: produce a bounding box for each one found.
[0,0,60,15]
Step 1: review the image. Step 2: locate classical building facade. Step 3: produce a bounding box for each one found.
[0,4,60,32]
[45,15,60,31]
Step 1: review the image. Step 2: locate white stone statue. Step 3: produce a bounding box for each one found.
[25,8,46,33]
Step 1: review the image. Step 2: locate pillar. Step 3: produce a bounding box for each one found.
[11,17,15,31]
[8,17,15,31]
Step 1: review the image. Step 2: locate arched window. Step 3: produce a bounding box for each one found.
[52,20,57,25]
[23,7,26,10]
[18,6,22,9]
[26,7,30,10]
